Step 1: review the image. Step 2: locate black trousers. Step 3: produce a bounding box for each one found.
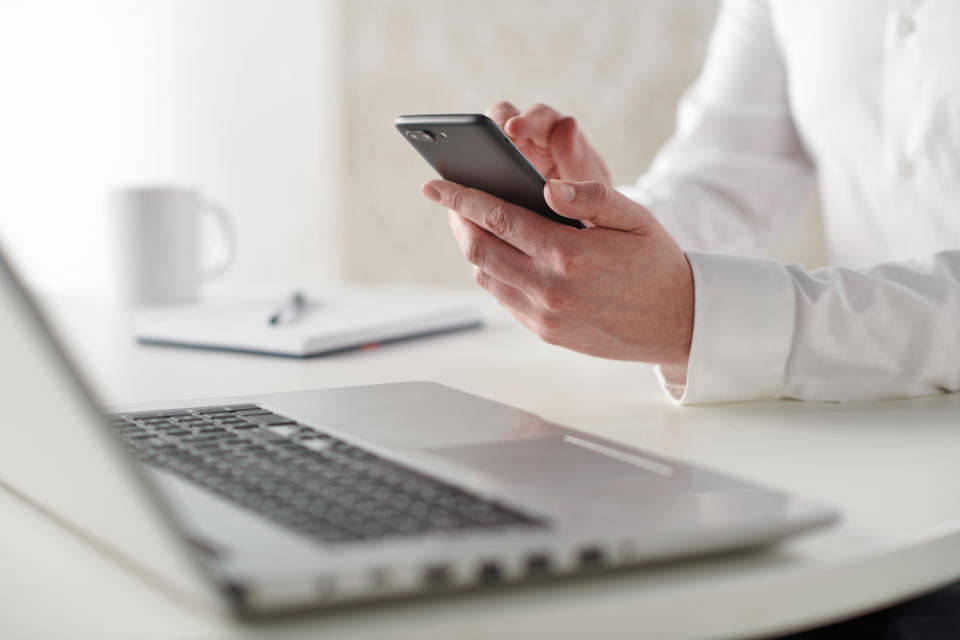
[779,581,960,640]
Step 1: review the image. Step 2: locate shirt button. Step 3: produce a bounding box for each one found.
[897,15,915,38]
[897,157,915,178]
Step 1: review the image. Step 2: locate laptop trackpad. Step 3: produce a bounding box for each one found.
[429,435,679,507]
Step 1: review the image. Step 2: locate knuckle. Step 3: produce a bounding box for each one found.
[472,266,490,288]
[542,290,567,312]
[488,100,515,116]
[463,236,486,266]
[598,182,616,205]
[538,283,569,312]
[525,103,561,124]
[584,180,609,203]
[537,308,562,331]
[550,245,582,277]
[448,187,467,213]
[484,201,512,237]
[596,181,610,201]
[534,322,562,345]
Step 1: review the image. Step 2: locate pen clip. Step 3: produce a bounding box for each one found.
[268,291,307,327]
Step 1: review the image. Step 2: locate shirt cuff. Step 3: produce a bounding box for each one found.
[656,251,796,404]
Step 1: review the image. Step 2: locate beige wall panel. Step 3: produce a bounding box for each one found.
[342,0,825,284]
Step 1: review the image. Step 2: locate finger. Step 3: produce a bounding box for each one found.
[448,212,541,291]
[543,179,652,233]
[471,266,536,316]
[425,179,572,258]
[505,306,538,334]
[499,301,542,341]
[548,117,588,179]
[505,103,564,145]
[549,116,578,153]
[485,101,520,132]
[498,300,555,347]
[474,273,541,336]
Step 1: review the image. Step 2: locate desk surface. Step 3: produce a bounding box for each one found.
[4,292,960,640]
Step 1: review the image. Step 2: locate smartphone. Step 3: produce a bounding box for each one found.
[395,114,584,229]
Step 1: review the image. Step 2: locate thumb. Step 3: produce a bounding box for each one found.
[544,179,651,233]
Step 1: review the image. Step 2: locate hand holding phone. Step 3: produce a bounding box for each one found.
[395,114,584,229]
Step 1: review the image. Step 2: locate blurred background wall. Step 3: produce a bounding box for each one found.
[0,0,825,295]
[343,0,825,286]
[0,0,344,294]
[345,0,717,285]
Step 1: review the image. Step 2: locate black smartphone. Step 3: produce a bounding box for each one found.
[395,114,584,229]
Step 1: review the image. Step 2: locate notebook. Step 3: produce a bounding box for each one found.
[134,289,483,357]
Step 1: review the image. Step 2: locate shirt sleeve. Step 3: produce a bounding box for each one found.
[664,251,960,403]
[656,252,795,404]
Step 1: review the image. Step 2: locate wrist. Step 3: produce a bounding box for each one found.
[666,253,695,366]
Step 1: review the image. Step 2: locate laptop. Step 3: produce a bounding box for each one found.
[0,244,838,616]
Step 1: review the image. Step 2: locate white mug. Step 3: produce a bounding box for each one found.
[109,186,234,306]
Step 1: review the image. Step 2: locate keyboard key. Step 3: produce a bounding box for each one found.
[183,433,221,443]
[294,428,327,439]
[244,427,284,441]
[301,439,332,452]
[125,432,157,440]
[252,415,296,426]
[190,440,224,450]
[124,410,191,419]
[223,404,260,412]
[195,407,230,415]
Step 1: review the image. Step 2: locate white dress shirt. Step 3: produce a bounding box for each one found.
[620,0,960,403]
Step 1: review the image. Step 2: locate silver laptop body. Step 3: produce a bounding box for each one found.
[0,245,837,616]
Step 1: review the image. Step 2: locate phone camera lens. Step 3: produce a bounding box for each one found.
[407,129,435,143]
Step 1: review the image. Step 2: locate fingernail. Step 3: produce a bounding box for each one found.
[421,183,441,202]
[549,180,575,202]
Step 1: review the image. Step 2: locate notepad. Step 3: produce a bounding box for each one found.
[134,289,483,357]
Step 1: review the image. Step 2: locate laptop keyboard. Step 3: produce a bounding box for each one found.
[108,405,542,544]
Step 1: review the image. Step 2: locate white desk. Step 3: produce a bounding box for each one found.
[4,292,960,639]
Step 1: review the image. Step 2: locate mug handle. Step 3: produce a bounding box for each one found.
[199,199,235,280]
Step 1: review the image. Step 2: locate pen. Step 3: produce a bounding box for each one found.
[268,291,307,327]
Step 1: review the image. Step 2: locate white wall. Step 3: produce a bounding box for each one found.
[0,0,343,294]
